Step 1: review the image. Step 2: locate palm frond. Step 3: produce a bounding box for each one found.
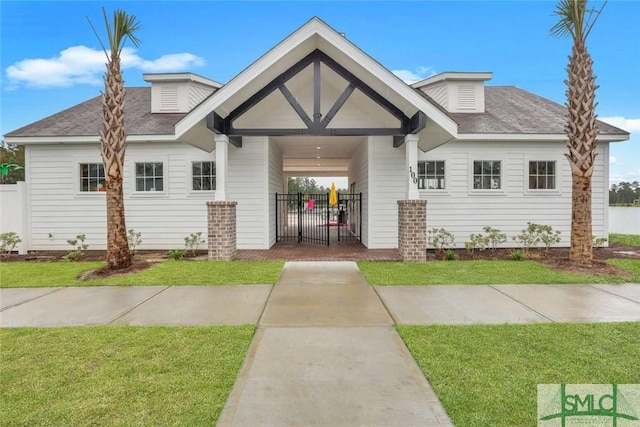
[551,0,607,41]
[86,16,109,60]
[112,9,142,55]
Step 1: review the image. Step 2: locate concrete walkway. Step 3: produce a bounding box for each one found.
[217,262,452,427]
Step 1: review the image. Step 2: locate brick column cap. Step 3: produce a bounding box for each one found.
[397,200,427,206]
[207,201,238,207]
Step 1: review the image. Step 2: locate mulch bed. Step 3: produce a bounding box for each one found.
[1,245,638,280]
[435,244,639,279]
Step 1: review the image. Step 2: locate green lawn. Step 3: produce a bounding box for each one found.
[358,260,630,285]
[609,233,640,247]
[607,259,640,281]
[0,261,105,287]
[0,260,284,288]
[1,326,254,426]
[398,322,640,427]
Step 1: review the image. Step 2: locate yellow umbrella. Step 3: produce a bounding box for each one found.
[329,182,338,206]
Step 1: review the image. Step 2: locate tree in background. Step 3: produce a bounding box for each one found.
[89,8,141,270]
[0,142,25,184]
[610,181,640,205]
[551,0,607,265]
[287,177,347,194]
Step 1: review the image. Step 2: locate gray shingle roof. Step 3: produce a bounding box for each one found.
[5,87,185,137]
[451,86,627,135]
[6,85,627,138]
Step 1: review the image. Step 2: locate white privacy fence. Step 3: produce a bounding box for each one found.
[0,182,28,254]
[609,206,640,235]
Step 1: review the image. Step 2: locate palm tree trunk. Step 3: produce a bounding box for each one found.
[102,54,132,269]
[570,175,592,262]
[106,172,131,268]
[565,41,598,265]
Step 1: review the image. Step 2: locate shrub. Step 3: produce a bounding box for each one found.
[184,232,205,257]
[64,233,88,262]
[512,223,541,253]
[592,236,608,248]
[482,226,506,252]
[512,223,561,253]
[127,229,142,254]
[0,232,21,257]
[428,228,455,253]
[464,233,487,255]
[509,250,524,261]
[444,250,458,261]
[537,224,561,251]
[167,249,185,260]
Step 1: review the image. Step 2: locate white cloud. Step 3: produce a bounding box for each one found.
[610,170,640,185]
[599,116,640,133]
[392,66,435,84]
[5,45,205,88]
[610,156,617,164]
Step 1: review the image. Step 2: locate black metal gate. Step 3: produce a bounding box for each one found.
[275,192,362,245]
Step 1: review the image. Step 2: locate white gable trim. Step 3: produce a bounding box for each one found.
[175,17,458,139]
[456,133,629,142]
[5,135,177,145]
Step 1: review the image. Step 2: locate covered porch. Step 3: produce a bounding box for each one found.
[173,18,458,260]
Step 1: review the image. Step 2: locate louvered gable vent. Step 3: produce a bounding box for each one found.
[160,85,179,112]
[144,73,221,113]
[457,85,476,111]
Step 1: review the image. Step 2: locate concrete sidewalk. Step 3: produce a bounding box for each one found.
[2,280,639,327]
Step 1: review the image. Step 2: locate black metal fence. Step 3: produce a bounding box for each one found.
[275,192,361,245]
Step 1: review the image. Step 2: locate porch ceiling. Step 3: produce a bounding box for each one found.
[274,135,363,174]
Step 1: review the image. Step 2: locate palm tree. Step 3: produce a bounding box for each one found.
[551,0,607,265]
[89,9,141,269]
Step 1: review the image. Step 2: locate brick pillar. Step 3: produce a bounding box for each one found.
[207,201,237,261]
[398,200,427,262]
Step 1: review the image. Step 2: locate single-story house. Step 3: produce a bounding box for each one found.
[3,17,629,260]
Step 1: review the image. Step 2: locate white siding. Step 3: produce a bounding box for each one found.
[422,83,448,109]
[228,136,270,249]
[348,140,369,246]
[367,135,405,248]
[188,82,216,110]
[27,142,217,250]
[268,139,283,247]
[418,140,609,248]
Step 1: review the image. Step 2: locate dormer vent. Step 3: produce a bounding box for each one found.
[143,73,223,113]
[160,85,179,112]
[457,85,476,111]
[412,72,492,113]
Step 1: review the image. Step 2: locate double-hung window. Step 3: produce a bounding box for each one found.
[529,161,556,190]
[135,162,163,192]
[473,160,501,190]
[192,161,216,191]
[418,161,445,190]
[80,163,105,192]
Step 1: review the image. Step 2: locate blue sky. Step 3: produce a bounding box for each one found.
[1,0,638,185]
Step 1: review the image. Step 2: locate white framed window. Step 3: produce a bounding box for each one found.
[79,163,105,192]
[473,160,502,190]
[135,162,164,192]
[192,161,216,191]
[529,161,556,190]
[418,161,445,190]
